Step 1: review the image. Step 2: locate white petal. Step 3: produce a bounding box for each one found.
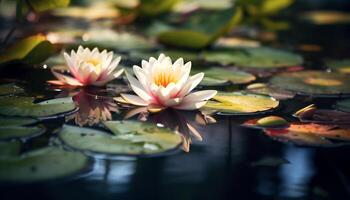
[92,69,124,86]
[177,72,204,97]
[125,72,153,102]
[120,94,149,106]
[181,90,217,103]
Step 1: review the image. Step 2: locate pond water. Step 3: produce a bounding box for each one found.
[1,1,350,200]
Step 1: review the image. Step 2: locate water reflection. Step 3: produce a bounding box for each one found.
[66,90,119,126]
[124,108,216,152]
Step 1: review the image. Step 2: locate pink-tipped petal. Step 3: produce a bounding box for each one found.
[51,70,84,86]
[177,72,204,97]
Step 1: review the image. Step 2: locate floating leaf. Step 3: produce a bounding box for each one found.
[157,8,242,49]
[0,116,37,126]
[326,59,350,74]
[0,96,77,118]
[264,124,332,146]
[27,0,70,12]
[194,67,256,86]
[251,156,290,167]
[59,122,182,156]
[52,2,118,20]
[203,47,303,68]
[201,92,279,115]
[0,126,45,140]
[81,29,154,51]
[335,99,350,113]
[264,123,350,146]
[294,105,350,125]
[0,84,24,96]
[269,70,350,96]
[257,116,288,127]
[0,35,54,65]
[138,0,180,17]
[301,11,350,25]
[0,147,89,183]
[0,141,21,159]
[246,83,295,100]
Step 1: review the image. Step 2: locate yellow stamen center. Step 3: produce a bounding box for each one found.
[86,59,101,67]
[154,72,177,87]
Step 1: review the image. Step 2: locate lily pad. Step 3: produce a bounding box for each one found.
[0,147,89,183]
[0,126,45,140]
[28,0,70,12]
[326,59,350,74]
[264,123,350,146]
[264,125,332,146]
[0,34,54,65]
[0,141,21,158]
[0,84,24,96]
[0,96,77,118]
[194,67,256,86]
[58,122,182,156]
[157,8,242,49]
[81,29,154,51]
[246,83,295,100]
[269,70,350,96]
[244,116,289,129]
[201,92,279,115]
[0,116,37,126]
[203,47,303,68]
[294,105,350,125]
[335,99,350,113]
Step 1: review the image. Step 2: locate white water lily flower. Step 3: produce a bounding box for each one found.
[49,46,123,86]
[118,54,217,110]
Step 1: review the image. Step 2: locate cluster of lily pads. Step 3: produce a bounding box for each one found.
[1,0,350,184]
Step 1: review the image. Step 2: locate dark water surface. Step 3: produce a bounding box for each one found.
[1,4,350,200]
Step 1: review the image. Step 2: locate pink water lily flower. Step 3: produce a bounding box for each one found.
[49,46,123,86]
[117,54,217,110]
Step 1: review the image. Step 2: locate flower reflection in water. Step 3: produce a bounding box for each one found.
[66,90,119,126]
[124,108,216,152]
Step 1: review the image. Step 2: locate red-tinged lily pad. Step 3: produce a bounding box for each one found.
[0,35,54,65]
[269,70,350,97]
[294,105,350,125]
[264,123,350,146]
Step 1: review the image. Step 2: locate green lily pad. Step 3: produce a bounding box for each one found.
[0,35,54,65]
[0,126,45,140]
[246,83,295,100]
[326,59,350,74]
[195,67,256,86]
[129,50,198,63]
[335,99,350,112]
[58,122,182,156]
[201,92,279,115]
[269,70,350,96]
[139,0,180,17]
[0,84,24,96]
[0,116,37,126]
[0,141,21,159]
[203,47,303,68]
[0,96,77,118]
[257,116,288,127]
[0,147,89,183]
[157,7,242,49]
[27,0,70,12]
[81,29,154,51]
